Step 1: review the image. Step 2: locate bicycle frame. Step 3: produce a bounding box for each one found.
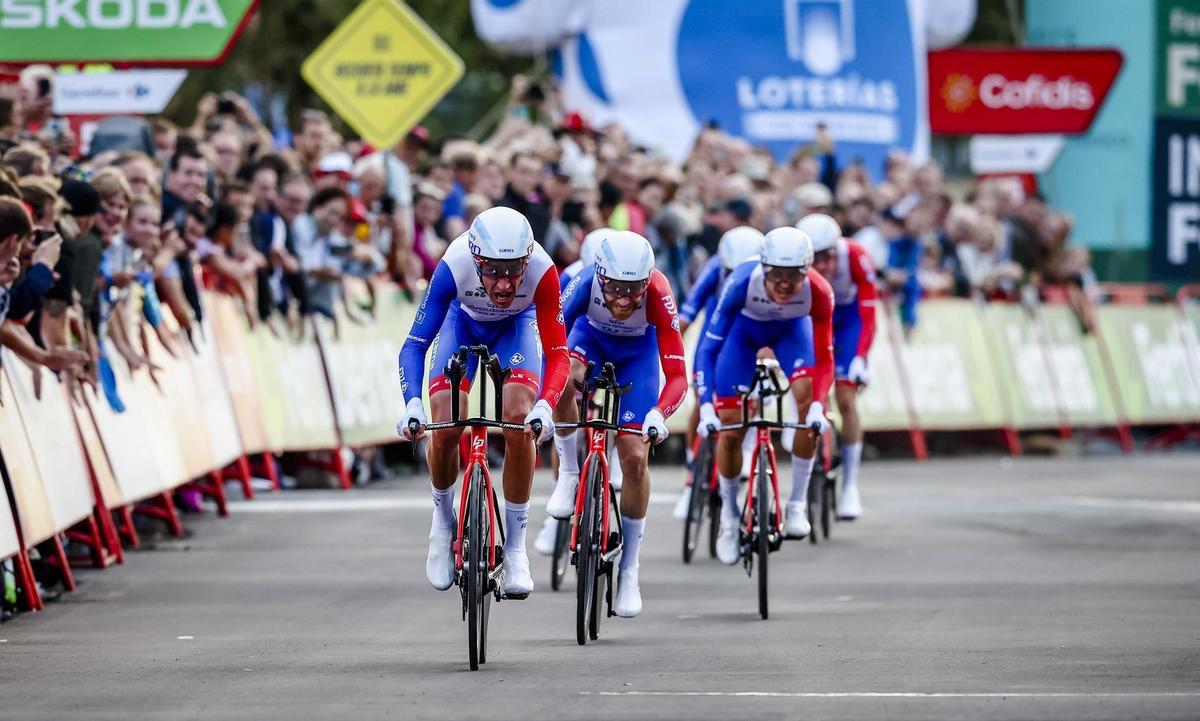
[738,364,787,538]
[567,362,627,556]
[455,425,499,572]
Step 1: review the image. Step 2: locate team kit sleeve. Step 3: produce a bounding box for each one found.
[847,243,878,358]
[644,272,689,417]
[558,264,593,332]
[532,266,570,407]
[679,257,720,325]
[397,260,457,403]
[695,266,750,402]
[807,270,837,404]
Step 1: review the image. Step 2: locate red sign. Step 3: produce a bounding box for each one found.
[928,49,1123,135]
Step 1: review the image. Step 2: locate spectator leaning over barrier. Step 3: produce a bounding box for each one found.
[411,181,447,281]
[294,186,350,320]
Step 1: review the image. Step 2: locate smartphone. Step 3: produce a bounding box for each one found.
[561,200,584,226]
[37,77,51,98]
[32,228,58,245]
[217,96,237,115]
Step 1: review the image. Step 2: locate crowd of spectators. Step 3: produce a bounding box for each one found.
[1,67,1102,436]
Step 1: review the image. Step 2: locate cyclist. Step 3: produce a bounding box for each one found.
[799,213,876,519]
[398,206,570,597]
[541,230,687,618]
[694,226,835,563]
[672,226,765,519]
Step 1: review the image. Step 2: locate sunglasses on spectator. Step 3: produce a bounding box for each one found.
[599,276,649,298]
[474,257,527,278]
[763,265,804,283]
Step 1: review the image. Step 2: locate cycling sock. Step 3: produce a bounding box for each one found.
[554,432,579,477]
[789,455,816,503]
[431,484,455,529]
[609,446,624,486]
[841,442,862,494]
[619,516,644,571]
[719,474,740,520]
[504,501,530,552]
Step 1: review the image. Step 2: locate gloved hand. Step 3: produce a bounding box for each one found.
[524,399,555,444]
[805,401,829,435]
[697,402,720,439]
[642,407,668,445]
[397,397,427,441]
[847,356,869,386]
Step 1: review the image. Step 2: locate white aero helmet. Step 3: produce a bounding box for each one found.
[761,226,815,271]
[595,230,655,297]
[717,226,765,270]
[796,213,841,254]
[467,206,535,261]
[579,227,610,268]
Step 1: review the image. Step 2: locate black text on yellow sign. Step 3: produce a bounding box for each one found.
[302,0,464,148]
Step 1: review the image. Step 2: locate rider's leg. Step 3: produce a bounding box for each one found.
[716,405,747,518]
[835,382,864,517]
[500,381,536,542]
[546,355,589,518]
[616,434,650,569]
[425,380,469,591]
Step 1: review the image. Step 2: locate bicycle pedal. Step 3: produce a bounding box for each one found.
[501,591,530,601]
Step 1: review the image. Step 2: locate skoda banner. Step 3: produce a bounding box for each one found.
[557,0,928,170]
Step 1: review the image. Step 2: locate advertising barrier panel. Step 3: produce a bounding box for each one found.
[1095,305,1200,423]
[208,294,269,454]
[1036,305,1122,427]
[979,303,1063,430]
[856,308,919,431]
[0,366,57,546]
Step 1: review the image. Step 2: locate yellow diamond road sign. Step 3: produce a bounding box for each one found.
[301,0,464,149]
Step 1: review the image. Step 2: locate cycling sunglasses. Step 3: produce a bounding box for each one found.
[763,265,805,283]
[474,256,528,278]
[599,276,649,298]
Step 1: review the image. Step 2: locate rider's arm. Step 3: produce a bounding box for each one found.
[558,264,593,331]
[696,263,751,402]
[397,260,457,403]
[533,266,570,407]
[645,272,688,417]
[679,257,720,325]
[848,243,878,357]
[808,270,836,403]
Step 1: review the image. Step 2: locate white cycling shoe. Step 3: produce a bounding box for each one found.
[546,473,578,519]
[426,521,455,591]
[715,516,741,565]
[672,486,692,521]
[503,547,534,597]
[838,482,862,520]
[784,501,811,538]
[533,516,559,556]
[613,568,642,618]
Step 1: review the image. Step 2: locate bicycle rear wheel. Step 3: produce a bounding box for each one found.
[550,517,571,591]
[821,475,834,540]
[466,466,489,670]
[575,462,601,645]
[683,438,714,563]
[756,447,771,620]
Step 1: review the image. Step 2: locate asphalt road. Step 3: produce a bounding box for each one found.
[2,454,1199,721]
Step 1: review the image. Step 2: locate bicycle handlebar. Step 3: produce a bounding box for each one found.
[423,419,527,432]
[557,420,644,435]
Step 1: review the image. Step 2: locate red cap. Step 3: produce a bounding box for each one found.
[407,125,430,145]
[560,111,591,133]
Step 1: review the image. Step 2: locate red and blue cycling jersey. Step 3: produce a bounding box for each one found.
[559,264,688,422]
[398,235,570,407]
[679,255,723,329]
[825,238,878,381]
[695,259,835,408]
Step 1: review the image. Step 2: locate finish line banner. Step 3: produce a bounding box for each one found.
[555,0,928,170]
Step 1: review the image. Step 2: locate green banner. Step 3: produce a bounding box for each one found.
[1157,0,1200,115]
[241,317,338,452]
[1095,305,1200,423]
[900,299,1007,429]
[1036,306,1121,427]
[0,0,256,64]
[854,308,914,431]
[978,303,1063,430]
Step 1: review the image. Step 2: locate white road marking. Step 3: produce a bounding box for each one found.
[1065,497,1200,514]
[581,691,1200,699]
[177,636,194,640]
[229,493,678,513]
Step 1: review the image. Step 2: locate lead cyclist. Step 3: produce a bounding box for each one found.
[397,207,570,598]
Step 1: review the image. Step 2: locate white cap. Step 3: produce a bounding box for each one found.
[316,151,353,176]
[467,206,535,260]
[796,213,841,253]
[717,226,765,270]
[595,230,654,281]
[579,227,610,267]
[761,226,814,270]
[794,181,833,209]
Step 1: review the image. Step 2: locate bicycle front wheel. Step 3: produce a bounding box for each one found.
[683,438,714,563]
[466,466,489,670]
[756,447,771,620]
[550,516,571,591]
[575,461,602,645]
